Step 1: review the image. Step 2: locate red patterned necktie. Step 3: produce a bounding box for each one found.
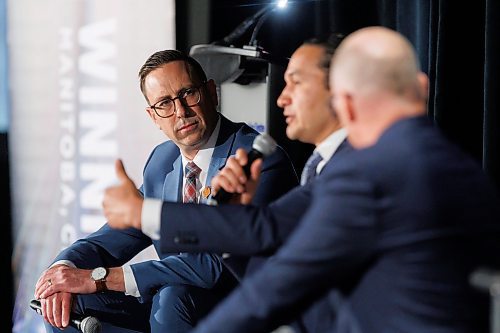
[183,162,201,203]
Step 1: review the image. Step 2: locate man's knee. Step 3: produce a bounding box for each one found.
[151,284,232,332]
[150,285,197,331]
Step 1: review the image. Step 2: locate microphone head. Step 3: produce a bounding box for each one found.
[29,299,42,315]
[252,133,277,157]
[81,316,102,333]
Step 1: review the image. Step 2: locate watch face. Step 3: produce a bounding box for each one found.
[91,267,107,280]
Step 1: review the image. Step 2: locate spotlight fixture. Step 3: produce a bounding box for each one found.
[277,0,288,9]
[213,1,289,48]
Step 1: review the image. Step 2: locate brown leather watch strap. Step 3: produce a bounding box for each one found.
[95,279,108,293]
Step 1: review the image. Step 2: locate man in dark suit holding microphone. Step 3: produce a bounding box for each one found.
[192,26,500,332]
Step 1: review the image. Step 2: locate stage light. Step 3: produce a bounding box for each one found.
[277,0,288,9]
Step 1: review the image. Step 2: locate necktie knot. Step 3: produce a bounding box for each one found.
[184,162,201,203]
[300,152,323,186]
[185,161,201,179]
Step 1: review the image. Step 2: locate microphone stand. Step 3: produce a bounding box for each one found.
[470,268,500,333]
[248,7,277,47]
[213,4,275,47]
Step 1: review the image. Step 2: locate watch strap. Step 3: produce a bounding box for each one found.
[95,279,108,293]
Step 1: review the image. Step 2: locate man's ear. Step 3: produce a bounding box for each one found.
[417,72,429,101]
[344,93,356,122]
[205,79,218,107]
[332,92,355,127]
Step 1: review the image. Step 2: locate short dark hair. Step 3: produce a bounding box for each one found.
[303,33,345,87]
[138,50,208,102]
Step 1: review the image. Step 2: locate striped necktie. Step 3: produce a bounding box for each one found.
[300,152,323,186]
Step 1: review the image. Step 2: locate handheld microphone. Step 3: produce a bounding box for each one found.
[210,133,277,205]
[30,299,102,333]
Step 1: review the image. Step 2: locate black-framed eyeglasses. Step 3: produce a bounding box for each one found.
[149,82,206,118]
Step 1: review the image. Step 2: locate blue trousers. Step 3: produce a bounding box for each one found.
[45,284,233,333]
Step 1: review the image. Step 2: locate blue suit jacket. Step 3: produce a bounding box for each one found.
[53,115,298,303]
[189,116,500,333]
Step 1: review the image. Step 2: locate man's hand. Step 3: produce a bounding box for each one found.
[40,292,73,329]
[34,265,95,300]
[103,159,143,230]
[211,148,263,205]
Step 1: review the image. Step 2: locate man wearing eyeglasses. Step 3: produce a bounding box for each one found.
[34,50,298,333]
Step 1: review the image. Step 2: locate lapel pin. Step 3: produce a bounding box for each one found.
[202,186,211,199]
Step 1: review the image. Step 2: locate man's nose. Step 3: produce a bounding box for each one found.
[277,91,290,108]
[174,99,190,118]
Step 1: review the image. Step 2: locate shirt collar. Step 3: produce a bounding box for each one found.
[181,115,221,186]
[313,128,347,173]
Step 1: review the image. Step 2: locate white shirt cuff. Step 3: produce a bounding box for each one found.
[51,260,76,268]
[123,265,140,297]
[141,199,162,240]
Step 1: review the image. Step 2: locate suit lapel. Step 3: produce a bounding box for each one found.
[318,139,351,177]
[162,154,183,202]
[200,116,237,204]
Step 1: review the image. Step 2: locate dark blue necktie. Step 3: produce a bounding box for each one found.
[300,152,323,186]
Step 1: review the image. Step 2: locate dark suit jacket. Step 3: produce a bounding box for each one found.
[52,115,297,303]
[189,116,500,333]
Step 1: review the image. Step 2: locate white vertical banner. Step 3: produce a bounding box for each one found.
[8,1,174,332]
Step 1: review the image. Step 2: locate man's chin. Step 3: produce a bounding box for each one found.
[285,128,299,141]
[178,135,206,150]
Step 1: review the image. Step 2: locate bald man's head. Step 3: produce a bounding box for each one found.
[329,26,429,149]
[331,26,425,101]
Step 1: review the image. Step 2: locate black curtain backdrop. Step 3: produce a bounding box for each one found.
[0,133,13,333]
[483,0,500,190]
[385,0,500,190]
[177,0,500,189]
[379,0,500,191]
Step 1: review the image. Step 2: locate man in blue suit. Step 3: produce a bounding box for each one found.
[108,27,500,332]
[33,50,297,333]
[102,36,350,332]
